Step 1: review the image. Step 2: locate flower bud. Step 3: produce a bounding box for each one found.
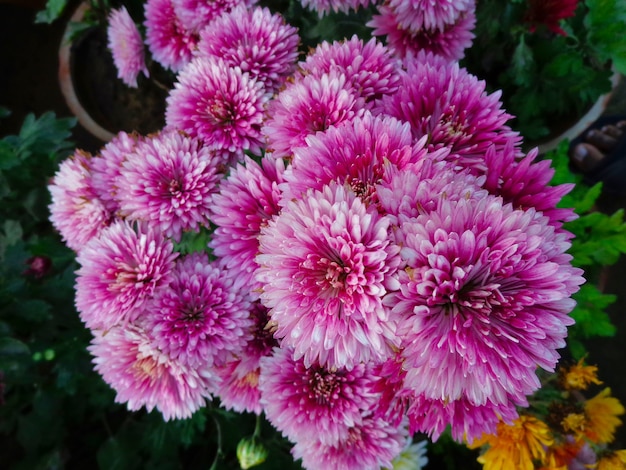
[236,437,268,469]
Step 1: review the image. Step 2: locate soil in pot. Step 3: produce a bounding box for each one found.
[69,24,171,137]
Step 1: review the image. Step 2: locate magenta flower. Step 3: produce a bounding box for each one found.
[107,7,149,88]
[209,155,285,290]
[255,183,401,370]
[281,112,435,204]
[144,0,198,72]
[196,5,300,92]
[263,70,365,159]
[387,0,474,32]
[75,220,177,330]
[291,413,408,470]
[144,252,253,369]
[91,131,143,214]
[48,150,111,252]
[165,56,269,155]
[385,195,584,436]
[172,0,252,33]
[299,35,401,104]
[368,4,476,62]
[482,142,576,229]
[376,53,520,172]
[259,346,378,445]
[215,302,277,414]
[89,323,216,421]
[115,130,222,242]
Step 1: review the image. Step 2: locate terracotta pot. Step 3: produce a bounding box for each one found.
[58,3,169,142]
[58,3,114,142]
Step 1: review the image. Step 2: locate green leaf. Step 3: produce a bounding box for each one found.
[0,336,31,372]
[568,283,617,354]
[585,0,626,73]
[34,0,69,24]
[510,34,535,86]
[2,219,23,247]
[0,107,10,119]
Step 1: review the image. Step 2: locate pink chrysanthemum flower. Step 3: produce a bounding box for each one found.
[115,130,223,242]
[165,56,269,155]
[209,155,285,290]
[291,413,408,470]
[281,112,441,204]
[89,323,216,421]
[255,182,401,370]
[299,35,401,104]
[482,142,576,229]
[385,195,584,430]
[48,150,111,252]
[107,7,149,88]
[387,0,474,32]
[376,53,520,173]
[144,0,199,73]
[215,302,277,414]
[195,6,299,93]
[376,159,487,232]
[263,70,365,159]
[91,131,143,214]
[75,220,177,330]
[259,346,378,446]
[298,0,374,16]
[406,394,520,442]
[368,4,476,62]
[145,252,253,369]
[172,0,252,33]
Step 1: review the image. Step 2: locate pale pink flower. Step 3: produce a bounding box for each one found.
[214,301,277,414]
[376,159,487,234]
[144,0,198,72]
[291,414,408,470]
[48,150,111,252]
[75,220,177,330]
[263,70,365,159]
[89,323,216,421]
[368,4,476,62]
[376,53,520,172]
[298,0,375,16]
[259,346,378,446]
[107,7,149,88]
[115,130,223,242]
[172,0,252,33]
[145,252,253,369]
[196,5,299,92]
[165,56,269,155]
[406,394,520,442]
[281,112,439,204]
[385,195,584,437]
[299,35,401,104]
[387,0,474,32]
[209,155,285,290]
[91,131,143,214]
[255,183,401,370]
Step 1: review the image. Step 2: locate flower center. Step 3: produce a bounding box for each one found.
[308,368,341,405]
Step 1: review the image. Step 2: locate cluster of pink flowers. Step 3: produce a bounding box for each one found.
[51,0,586,469]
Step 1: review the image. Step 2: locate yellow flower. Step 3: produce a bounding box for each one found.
[596,449,626,470]
[561,413,586,435]
[561,357,602,391]
[470,415,554,470]
[584,388,625,444]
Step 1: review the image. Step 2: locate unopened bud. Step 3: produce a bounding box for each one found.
[236,437,268,469]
